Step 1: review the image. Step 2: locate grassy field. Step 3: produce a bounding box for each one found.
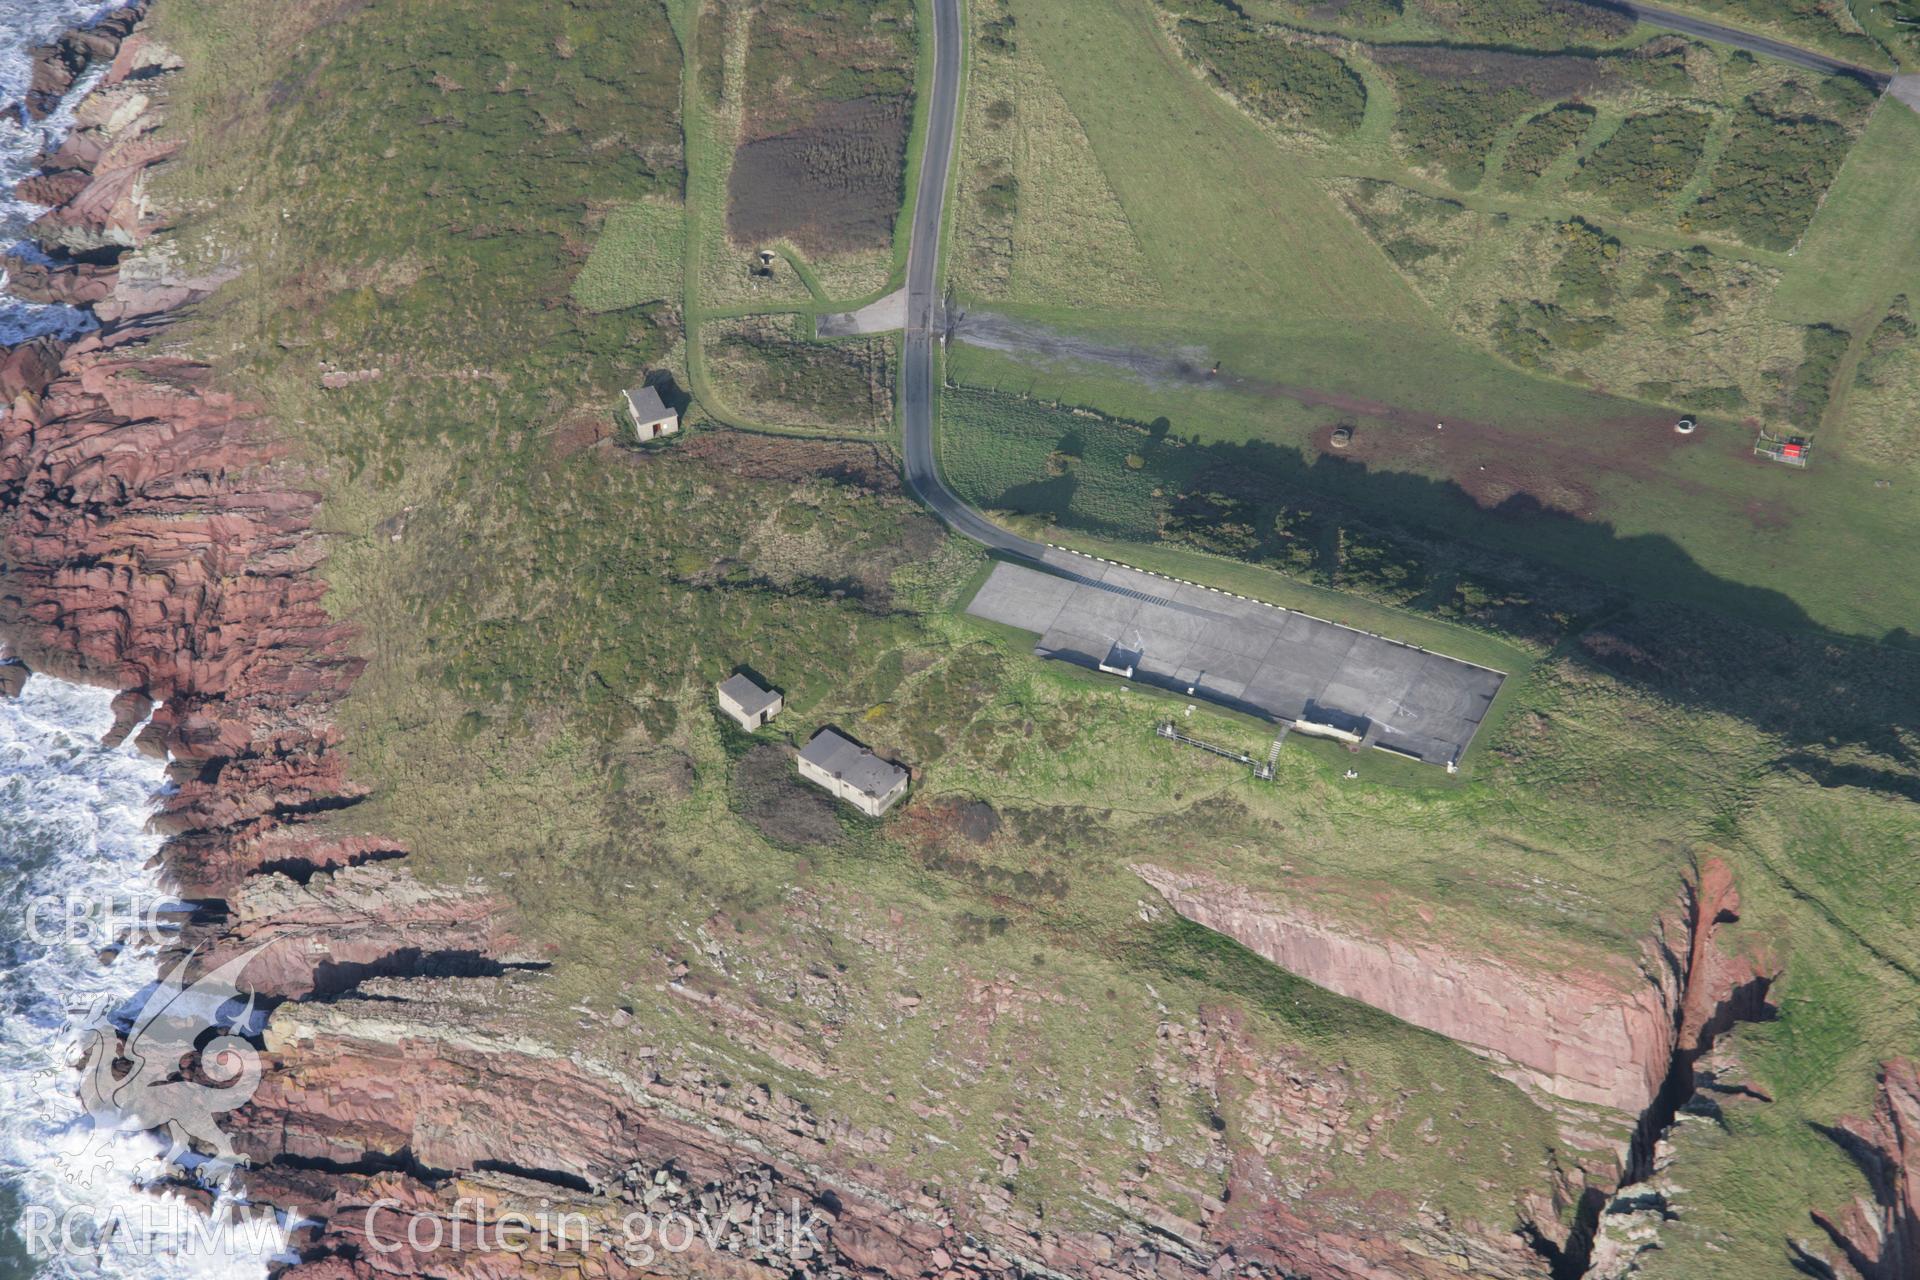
[701,315,894,435]
[950,0,1164,307]
[571,198,684,313]
[140,0,1920,1273]
[939,0,1920,641]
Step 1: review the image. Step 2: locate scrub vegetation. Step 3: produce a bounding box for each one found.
[1498,102,1595,190]
[1572,108,1714,213]
[1691,89,1859,249]
[702,315,895,434]
[143,0,1920,1271]
[1171,13,1368,136]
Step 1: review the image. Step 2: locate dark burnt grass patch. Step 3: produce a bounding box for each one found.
[733,743,846,848]
[727,96,910,256]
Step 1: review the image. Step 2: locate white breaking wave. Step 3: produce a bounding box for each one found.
[0,11,278,1279]
[0,0,113,346]
[0,676,287,1280]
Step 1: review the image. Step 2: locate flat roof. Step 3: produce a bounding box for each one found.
[800,728,907,798]
[966,558,1504,765]
[718,673,780,716]
[625,385,670,420]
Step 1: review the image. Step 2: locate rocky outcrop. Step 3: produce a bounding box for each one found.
[206,863,545,1000]
[15,21,184,259]
[224,983,1567,1280]
[1141,865,1680,1114]
[8,4,145,121]
[1136,859,1784,1272]
[0,253,117,306]
[0,348,373,889]
[0,32,363,902]
[1814,1059,1920,1280]
[1136,859,1773,1125]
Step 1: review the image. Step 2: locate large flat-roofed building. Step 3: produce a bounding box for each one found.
[797,728,908,818]
[625,384,679,440]
[966,557,1505,768]
[717,673,782,730]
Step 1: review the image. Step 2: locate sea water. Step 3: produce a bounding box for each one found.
[0,678,286,1280]
[0,0,106,346]
[0,4,278,1278]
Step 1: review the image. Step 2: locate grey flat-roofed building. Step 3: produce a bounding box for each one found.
[797,728,909,817]
[625,384,679,439]
[967,558,1504,767]
[717,673,782,730]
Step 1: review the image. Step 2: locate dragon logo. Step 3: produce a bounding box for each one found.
[53,945,270,1187]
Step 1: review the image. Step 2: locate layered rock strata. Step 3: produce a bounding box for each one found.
[1,9,1903,1280]
[1135,859,1772,1120]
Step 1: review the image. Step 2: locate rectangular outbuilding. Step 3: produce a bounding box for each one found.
[625,385,679,440]
[797,728,908,818]
[717,673,782,730]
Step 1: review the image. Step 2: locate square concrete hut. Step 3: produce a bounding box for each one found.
[796,728,908,818]
[716,673,782,731]
[625,384,679,440]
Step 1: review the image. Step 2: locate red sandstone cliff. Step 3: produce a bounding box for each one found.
[7,4,144,122]
[1,9,1903,1280]
[229,980,1571,1280]
[1135,859,1772,1122]
[1814,1059,1920,1280]
[0,24,1576,1279]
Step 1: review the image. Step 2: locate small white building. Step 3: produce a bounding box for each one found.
[716,673,782,731]
[625,385,679,440]
[796,728,908,818]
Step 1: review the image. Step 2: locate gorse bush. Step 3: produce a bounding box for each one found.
[1390,73,1536,186]
[1572,108,1711,211]
[1178,18,1368,135]
[1551,217,1622,308]
[1785,324,1850,426]
[1856,297,1916,390]
[1639,246,1725,329]
[1499,103,1594,189]
[1412,0,1631,46]
[1691,94,1853,250]
[1492,299,1619,366]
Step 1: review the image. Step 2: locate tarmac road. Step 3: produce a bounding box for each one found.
[899,0,1048,560]
[1594,0,1891,83]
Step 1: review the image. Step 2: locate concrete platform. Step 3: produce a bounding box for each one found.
[816,288,907,337]
[966,556,1505,766]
